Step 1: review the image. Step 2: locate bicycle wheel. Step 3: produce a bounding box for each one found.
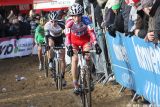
[85,67,92,107]
[58,60,62,91]
[55,59,58,90]
[79,67,86,107]
[55,59,62,90]
[44,54,48,77]
[79,67,92,107]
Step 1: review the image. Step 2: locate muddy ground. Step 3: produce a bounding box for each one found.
[0,55,139,107]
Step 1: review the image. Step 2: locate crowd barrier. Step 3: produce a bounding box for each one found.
[0,35,75,65]
[92,29,110,83]
[0,35,37,59]
[105,31,160,105]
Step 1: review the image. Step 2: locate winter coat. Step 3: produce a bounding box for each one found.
[148,6,160,39]
[121,1,132,33]
[135,10,149,39]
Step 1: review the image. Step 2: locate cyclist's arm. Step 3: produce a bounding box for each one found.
[65,17,74,28]
[44,29,50,46]
[65,18,74,46]
[65,28,71,45]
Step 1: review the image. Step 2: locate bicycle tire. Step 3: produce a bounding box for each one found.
[55,59,62,90]
[79,67,92,107]
[44,54,48,77]
[78,66,88,107]
[85,67,92,107]
[58,60,62,91]
[55,59,58,90]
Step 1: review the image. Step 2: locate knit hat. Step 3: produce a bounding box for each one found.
[137,0,155,10]
[111,0,121,10]
[112,4,121,10]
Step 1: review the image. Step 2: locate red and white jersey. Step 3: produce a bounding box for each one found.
[65,17,97,46]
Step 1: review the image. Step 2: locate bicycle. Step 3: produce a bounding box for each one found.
[41,44,49,77]
[77,46,96,107]
[50,45,65,91]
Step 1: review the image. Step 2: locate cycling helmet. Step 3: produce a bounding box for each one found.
[39,17,47,25]
[48,11,58,20]
[69,3,84,15]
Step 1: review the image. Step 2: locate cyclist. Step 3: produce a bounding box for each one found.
[44,11,66,86]
[65,3,102,94]
[35,17,47,70]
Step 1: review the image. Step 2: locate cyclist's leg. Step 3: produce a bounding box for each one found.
[60,49,65,74]
[71,45,79,89]
[83,43,94,91]
[60,48,67,86]
[83,42,91,65]
[55,35,67,86]
[47,37,55,68]
[56,35,66,77]
[37,44,43,70]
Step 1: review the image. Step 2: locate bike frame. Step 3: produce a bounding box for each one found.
[51,46,65,91]
[77,47,96,107]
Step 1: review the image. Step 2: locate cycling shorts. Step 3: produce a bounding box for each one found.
[72,42,91,51]
[48,35,64,47]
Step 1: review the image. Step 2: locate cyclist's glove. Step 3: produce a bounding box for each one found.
[95,43,102,55]
[46,45,50,51]
[67,46,74,57]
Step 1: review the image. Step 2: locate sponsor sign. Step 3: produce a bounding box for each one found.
[105,32,160,105]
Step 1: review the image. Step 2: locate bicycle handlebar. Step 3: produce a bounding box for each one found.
[50,46,65,50]
[77,50,96,55]
[77,46,101,63]
[77,46,96,55]
[41,44,47,47]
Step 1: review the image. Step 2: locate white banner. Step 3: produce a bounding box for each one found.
[0,36,36,59]
[33,0,75,10]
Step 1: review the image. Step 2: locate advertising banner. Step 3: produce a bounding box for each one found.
[33,0,75,10]
[129,37,160,105]
[105,31,160,105]
[105,32,136,90]
[0,36,35,59]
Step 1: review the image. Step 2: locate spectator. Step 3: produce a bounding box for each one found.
[7,10,18,23]
[29,9,36,20]
[30,18,38,35]
[134,10,149,39]
[101,0,116,28]
[18,15,31,36]
[121,0,132,33]
[136,0,160,43]
[3,18,11,37]
[106,0,124,37]
[0,14,4,37]
[127,0,141,36]
[9,18,20,38]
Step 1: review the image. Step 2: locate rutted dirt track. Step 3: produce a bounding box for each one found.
[0,56,133,107]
